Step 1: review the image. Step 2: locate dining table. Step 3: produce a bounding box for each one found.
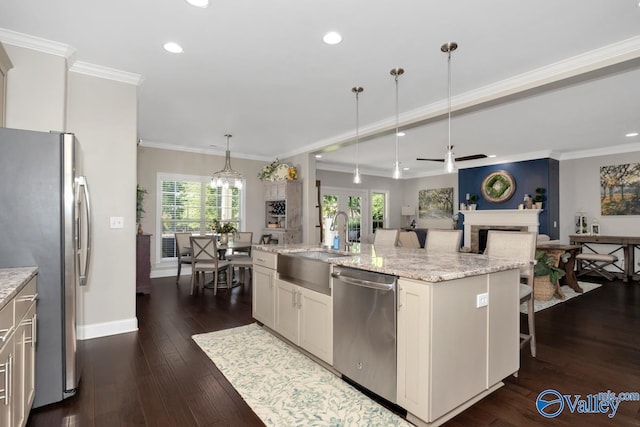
[184,240,253,288]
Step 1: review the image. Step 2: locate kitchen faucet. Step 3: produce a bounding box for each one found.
[330,211,352,250]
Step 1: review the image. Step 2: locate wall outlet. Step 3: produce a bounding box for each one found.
[110,216,124,229]
[476,293,489,308]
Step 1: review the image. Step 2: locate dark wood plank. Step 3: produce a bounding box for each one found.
[27,275,640,426]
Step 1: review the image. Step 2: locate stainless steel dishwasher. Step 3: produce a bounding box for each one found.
[331,265,398,403]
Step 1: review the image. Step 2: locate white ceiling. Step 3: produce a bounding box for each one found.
[1,0,639,178]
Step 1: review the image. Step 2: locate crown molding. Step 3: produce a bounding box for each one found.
[69,61,143,86]
[559,142,640,161]
[138,139,269,162]
[0,27,75,58]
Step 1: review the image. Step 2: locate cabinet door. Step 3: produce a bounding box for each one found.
[396,278,430,421]
[299,287,332,364]
[21,304,36,415]
[0,338,13,427]
[274,279,299,344]
[252,265,275,329]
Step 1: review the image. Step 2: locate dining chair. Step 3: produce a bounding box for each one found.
[373,228,399,248]
[189,235,230,296]
[398,231,421,249]
[174,232,193,283]
[228,232,254,285]
[424,229,462,253]
[485,230,537,357]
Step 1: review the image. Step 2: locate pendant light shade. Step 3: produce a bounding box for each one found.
[390,67,404,180]
[352,86,363,184]
[441,42,458,174]
[211,134,244,189]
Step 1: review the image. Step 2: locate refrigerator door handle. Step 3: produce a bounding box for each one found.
[76,175,92,286]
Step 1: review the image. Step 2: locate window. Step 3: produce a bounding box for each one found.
[372,192,386,232]
[158,174,243,260]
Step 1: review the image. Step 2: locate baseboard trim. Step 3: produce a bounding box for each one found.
[78,317,138,340]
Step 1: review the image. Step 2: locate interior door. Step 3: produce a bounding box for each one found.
[320,187,368,245]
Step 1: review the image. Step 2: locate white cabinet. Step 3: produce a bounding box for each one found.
[274,277,333,364]
[263,180,302,244]
[397,270,519,425]
[0,275,37,427]
[252,251,277,329]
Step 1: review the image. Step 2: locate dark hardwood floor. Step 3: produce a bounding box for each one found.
[27,275,640,426]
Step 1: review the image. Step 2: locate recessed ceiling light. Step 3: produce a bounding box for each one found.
[185,0,209,7]
[488,154,497,158]
[315,154,323,158]
[322,32,342,45]
[397,132,406,137]
[626,132,638,137]
[163,42,183,53]
[403,167,410,171]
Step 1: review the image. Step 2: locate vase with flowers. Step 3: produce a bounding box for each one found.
[258,159,281,181]
[211,218,237,245]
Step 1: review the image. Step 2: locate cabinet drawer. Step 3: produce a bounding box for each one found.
[15,276,37,323]
[0,299,13,345]
[253,250,277,270]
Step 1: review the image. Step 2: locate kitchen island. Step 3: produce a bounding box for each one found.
[252,244,524,427]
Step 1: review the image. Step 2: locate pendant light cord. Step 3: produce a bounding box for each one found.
[355,90,360,170]
[395,73,399,166]
[447,50,452,151]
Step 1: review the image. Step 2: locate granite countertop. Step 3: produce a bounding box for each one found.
[253,243,525,282]
[0,267,38,310]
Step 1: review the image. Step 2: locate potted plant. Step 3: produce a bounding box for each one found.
[533,250,566,301]
[211,218,237,245]
[533,187,545,209]
[136,185,147,235]
[468,194,478,210]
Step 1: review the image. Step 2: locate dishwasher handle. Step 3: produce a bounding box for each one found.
[331,271,395,292]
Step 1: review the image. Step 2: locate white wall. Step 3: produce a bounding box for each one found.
[559,152,640,242]
[4,44,66,132]
[66,71,138,339]
[4,43,139,339]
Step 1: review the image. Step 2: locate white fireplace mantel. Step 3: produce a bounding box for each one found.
[461,209,542,248]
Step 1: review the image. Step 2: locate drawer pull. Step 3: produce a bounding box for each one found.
[17,292,38,303]
[0,327,13,343]
[0,355,11,405]
[23,314,37,347]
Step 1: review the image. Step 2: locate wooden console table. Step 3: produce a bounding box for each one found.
[569,235,637,282]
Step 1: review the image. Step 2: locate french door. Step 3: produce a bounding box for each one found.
[320,187,368,245]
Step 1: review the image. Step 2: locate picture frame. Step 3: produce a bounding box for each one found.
[481,170,516,203]
[590,224,600,235]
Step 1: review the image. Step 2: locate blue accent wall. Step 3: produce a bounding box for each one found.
[458,158,559,239]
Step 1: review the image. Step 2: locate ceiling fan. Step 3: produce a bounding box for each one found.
[417,147,487,162]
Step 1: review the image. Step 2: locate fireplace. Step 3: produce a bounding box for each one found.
[461,209,542,253]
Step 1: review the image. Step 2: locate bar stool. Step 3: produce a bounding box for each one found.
[575,253,619,280]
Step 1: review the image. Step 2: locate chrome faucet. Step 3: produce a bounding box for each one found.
[330,211,352,250]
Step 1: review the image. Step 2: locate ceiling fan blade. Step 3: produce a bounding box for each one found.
[416,157,445,162]
[417,154,487,162]
[455,154,488,161]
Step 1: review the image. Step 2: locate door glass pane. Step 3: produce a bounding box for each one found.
[348,196,361,242]
[372,192,385,231]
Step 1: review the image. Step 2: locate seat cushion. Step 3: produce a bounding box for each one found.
[575,253,618,262]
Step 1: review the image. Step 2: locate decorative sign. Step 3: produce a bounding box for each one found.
[481,170,516,203]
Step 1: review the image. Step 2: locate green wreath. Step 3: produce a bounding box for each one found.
[481,171,515,202]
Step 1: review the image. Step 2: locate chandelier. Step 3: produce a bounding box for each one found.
[211,134,244,189]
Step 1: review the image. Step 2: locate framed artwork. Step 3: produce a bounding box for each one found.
[600,163,640,215]
[481,170,516,203]
[418,187,454,219]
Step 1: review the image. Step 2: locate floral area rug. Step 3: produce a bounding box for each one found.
[520,281,602,314]
[192,323,412,427]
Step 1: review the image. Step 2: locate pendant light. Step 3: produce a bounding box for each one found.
[210,134,244,189]
[441,42,458,174]
[390,67,404,179]
[352,86,364,184]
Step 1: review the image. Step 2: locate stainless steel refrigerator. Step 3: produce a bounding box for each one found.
[0,127,92,408]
